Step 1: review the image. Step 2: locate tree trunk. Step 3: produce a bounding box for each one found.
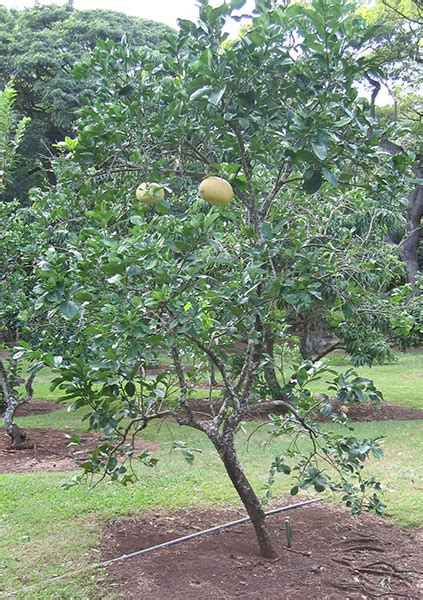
[4,401,29,448]
[401,161,422,289]
[379,140,422,290]
[213,436,278,558]
[263,328,289,415]
[0,358,34,449]
[298,318,340,361]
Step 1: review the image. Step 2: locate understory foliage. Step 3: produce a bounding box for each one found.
[0,82,29,192]
[30,0,419,556]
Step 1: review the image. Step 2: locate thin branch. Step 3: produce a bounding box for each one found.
[311,342,345,362]
[182,139,211,165]
[182,333,239,407]
[170,344,197,424]
[382,0,423,25]
[365,74,381,119]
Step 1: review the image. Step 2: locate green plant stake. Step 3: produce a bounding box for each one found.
[284,517,292,548]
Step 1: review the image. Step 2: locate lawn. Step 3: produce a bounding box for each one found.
[327,351,423,409]
[29,350,423,408]
[1,350,422,598]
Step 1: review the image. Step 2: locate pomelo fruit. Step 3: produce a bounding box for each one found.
[199,176,233,207]
[136,182,165,204]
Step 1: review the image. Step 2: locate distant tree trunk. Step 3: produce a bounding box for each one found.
[401,160,423,290]
[210,364,218,387]
[366,76,422,290]
[213,435,277,559]
[0,358,35,448]
[298,318,342,361]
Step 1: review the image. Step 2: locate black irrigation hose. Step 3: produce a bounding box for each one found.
[3,498,322,598]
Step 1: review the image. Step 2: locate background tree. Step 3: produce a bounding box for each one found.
[0,2,172,203]
[0,82,39,445]
[358,0,422,290]
[30,0,400,558]
[0,82,32,342]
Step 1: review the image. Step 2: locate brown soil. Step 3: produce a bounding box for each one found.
[335,400,423,422]
[189,398,423,423]
[0,398,61,418]
[11,398,61,417]
[0,428,159,473]
[102,503,423,599]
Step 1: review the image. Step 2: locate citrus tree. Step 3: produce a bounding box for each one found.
[32,0,416,557]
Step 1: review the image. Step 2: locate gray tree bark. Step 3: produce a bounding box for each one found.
[213,435,278,558]
[0,358,35,448]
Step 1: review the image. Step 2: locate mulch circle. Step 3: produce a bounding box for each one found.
[101,503,423,599]
[0,428,159,473]
[336,400,423,423]
[189,398,423,422]
[13,399,61,417]
[0,398,61,418]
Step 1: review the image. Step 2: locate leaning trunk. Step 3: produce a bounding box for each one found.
[3,400,28,448]
[0,358,33,449]
[213,436,277,558]
[3,396,28,448]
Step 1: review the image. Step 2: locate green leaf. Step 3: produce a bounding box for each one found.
[190,85,213,101]
[303,169,323,194]
[208,87,226,105]
[311,140,327,161]
[58,300,80,320]
[322,168,338,187]
[102,261,126,275]
[125,381,136,397]
[231,0,246,9]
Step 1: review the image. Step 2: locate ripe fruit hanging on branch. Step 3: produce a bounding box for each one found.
[199,176,234,207]
[136,182,165,204]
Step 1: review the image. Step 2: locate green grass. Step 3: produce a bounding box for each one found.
[2,417,423,598]
[28,351,423,409]
[326,351,423,409]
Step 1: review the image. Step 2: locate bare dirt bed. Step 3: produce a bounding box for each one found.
[13,399,61,417]
[189,398,423,422]
[338,400,423,422]
[0,428,159,473]
[102,503,423,599]
[0,398,61,418]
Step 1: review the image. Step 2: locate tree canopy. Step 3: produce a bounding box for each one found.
[0,2,172,202]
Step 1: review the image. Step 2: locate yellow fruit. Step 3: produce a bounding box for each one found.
[136,182,165,204]
[199,176,233,207]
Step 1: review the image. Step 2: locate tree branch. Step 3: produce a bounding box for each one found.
[381,0,423,25]
[182,333,239,409]
[170,344,197,424]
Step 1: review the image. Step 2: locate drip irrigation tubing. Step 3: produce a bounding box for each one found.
[3,497,322,597]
